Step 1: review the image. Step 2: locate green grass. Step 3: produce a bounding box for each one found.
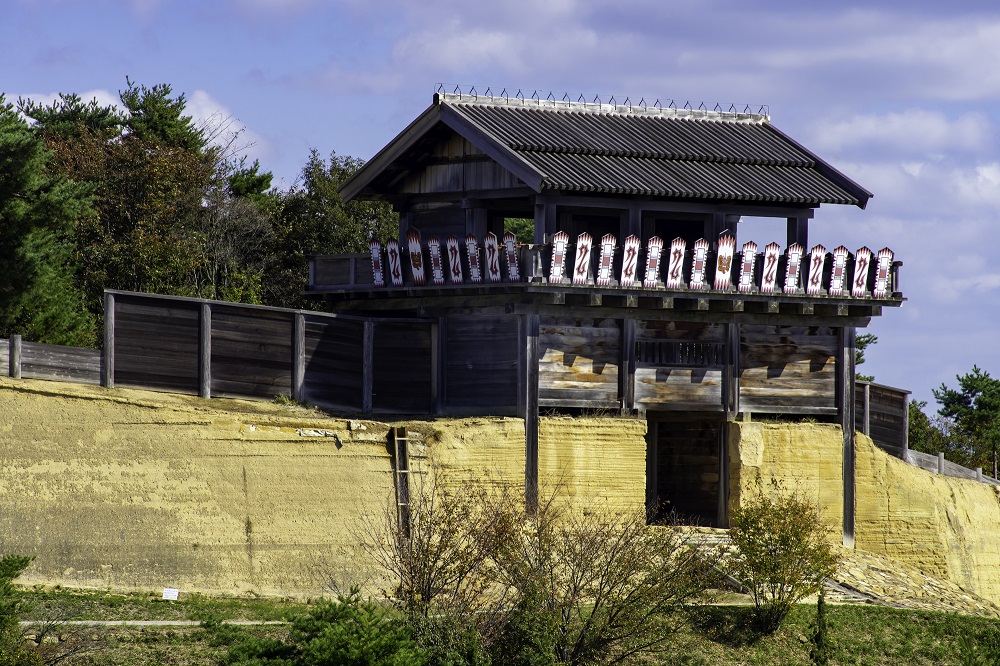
[15,588,1000,665]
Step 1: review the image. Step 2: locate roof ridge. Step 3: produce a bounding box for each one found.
[437,92,770,124]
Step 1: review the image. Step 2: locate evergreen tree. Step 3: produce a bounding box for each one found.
[0,96,95,346]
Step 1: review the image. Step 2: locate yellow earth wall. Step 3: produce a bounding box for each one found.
[538,416,648,513]
[727,421,844,536]
[0,379,573,596]
[855,435,1000,603]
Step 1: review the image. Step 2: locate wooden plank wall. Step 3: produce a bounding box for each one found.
[739,325,838,414]
[0,339,7,374]
[538,317,620,408]
[444,315,519,412]
[114,296,201,393]
[634,321,724,411]
[19,342,102,384]
[401,136,523,194]
[856,382,908,451]
[303,318,365,410]
[210,304,293,399]
[372,322,433,413]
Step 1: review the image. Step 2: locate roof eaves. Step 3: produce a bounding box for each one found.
[764,123,873,209]
[339,102,444,202]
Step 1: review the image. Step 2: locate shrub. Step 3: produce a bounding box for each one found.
[222,588,426,665]
[726,481,840,633]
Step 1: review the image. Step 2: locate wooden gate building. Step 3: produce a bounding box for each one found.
[307,92,903,538]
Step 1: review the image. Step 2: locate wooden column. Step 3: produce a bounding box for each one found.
[723,322,740,418]
[398,211,412,245]
[838,326,857,547]
[431,318,443,415]
[645,420,659,517]
[466,207,488,239]
[619,318,636,413]
[787,216,809,249]
[103,292,115,388]
[533,200,556,245]
[292,313,305,403]
[8,334,21,379]
[627,204,642,239]
[717,424,729,528]
[524,314,540,513]
[362,320,374,414]
[199,303,212,399]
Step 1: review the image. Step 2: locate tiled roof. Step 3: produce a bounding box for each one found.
[340,94,872,208]
[447,98,869,207]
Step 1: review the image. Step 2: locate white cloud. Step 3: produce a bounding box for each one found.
[810,109,993,156]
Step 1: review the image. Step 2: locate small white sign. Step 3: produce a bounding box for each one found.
[162,587,179,601]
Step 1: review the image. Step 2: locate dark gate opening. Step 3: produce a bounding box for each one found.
[646,415,723,527]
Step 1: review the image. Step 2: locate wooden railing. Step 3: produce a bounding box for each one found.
[309,233,903,301]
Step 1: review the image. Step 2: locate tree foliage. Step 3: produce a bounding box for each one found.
[0,554,40,666]
[263,150,397,309]
[0,96,96,346]
[932,366,1000,474]
[726,480,840,633]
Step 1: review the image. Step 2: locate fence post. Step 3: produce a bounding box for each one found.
[9,334,21,379]
[199,302,212,399]
[977,467,984,482]
[937,452,945,474]
[103,292,115,388]
[362,320,374,413]
[292,313,305,403]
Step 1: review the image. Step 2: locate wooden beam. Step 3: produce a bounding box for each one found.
[525,314,540,514]
[838,326,857,547]
[362,320,374,414]
[646,420,659,517]
[620,318,636,413]
[292,313,305,402]
[8,334,20,379]
[103,292,115,388]
[199,303,212,399]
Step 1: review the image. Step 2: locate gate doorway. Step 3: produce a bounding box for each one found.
[646,415,727,527]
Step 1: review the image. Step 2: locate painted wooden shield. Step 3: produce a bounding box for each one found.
[484,232,502,283]
[828,246,847,296]
[385,238,404,287]
[465,234,482,284]
[760,242,781,293]
[738,241,758,293]
[406,229,425,286]
[370,240,385,288]
[665,237,686,289]
[446,235,464,284]
[503,231,520,282]
[714,234,735,291]
[852,246,873,298]
[783,243,804,294]
[596,234,617,286]
[427,236,445,286]
[689,238,709,290]
[573,232,593,285]
[806,244,827,295]
[550,231,569,284]
[644,236,664,288]
[620,235,641,287]
[874,247,894,298]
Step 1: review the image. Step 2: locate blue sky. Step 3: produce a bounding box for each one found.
[6,0,1000,407]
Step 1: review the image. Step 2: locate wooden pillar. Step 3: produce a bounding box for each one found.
[8,334,21,379]
[533,200,556,245]
[619,318,636,412]
[838,326,856,547]
[859,382,871,436]
[431,318,443,415]
[717,424,729,528]
[902,392,910,462]
[724,214,740,239]
[723,322,740,417]
[787,216,808,249]
[466,207,488,239]
[103,292,115,388]
[292,313,305,403]
[524,314,540,513]
[362,320,374,414]
[627,205,642,239]
[645,420,659,518]
[199,303,212,399]
[398,211,412,245]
